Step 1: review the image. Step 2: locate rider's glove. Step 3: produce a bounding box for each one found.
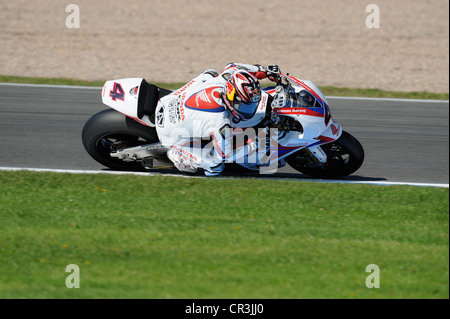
[265,65,280,82]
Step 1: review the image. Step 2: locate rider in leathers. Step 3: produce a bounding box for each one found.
[155,62,280,176]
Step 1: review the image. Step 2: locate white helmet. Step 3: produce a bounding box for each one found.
[223,70,262,121]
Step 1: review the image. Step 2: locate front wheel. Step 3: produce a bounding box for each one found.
[286,131,365,179]
[82,109,160,171]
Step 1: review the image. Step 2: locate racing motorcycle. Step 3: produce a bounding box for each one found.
[82,73,364,178]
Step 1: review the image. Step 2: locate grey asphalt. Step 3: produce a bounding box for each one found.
[0,83,448,184]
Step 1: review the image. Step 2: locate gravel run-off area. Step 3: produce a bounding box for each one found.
[1,0,448,93]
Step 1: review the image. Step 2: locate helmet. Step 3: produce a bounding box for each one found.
[223,70,262,121]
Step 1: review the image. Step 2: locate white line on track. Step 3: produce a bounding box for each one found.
[1,167,448,188]
[0,82,448,103]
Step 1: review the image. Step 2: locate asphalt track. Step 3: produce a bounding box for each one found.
[0,83,448,185]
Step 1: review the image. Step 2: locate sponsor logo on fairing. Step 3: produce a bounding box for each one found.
[273,107,324,117]
[129,86,139,96]
[331,123,340,136]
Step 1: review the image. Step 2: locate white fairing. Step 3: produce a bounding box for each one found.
[302,80,329,105]
[101,78,154,126]
[281,76,342,142]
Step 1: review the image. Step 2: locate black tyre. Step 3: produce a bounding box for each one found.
[286,131,364,179]
[82,109,159,171]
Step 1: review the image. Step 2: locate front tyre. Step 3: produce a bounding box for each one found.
[82,109,159,171]
[286,131,364,179]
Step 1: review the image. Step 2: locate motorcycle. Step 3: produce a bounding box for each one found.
[82,72,364,178]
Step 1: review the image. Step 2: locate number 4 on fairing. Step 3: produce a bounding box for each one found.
[110,82,125,101]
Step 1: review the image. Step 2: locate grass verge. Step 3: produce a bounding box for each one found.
[0,171,448,299]
[0,75,448,100]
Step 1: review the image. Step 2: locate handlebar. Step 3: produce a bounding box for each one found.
[274,73,292,88]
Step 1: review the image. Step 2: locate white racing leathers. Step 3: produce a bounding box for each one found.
[155,63,263,175]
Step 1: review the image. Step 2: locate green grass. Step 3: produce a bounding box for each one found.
[0,74,448,100]
[0,171,448,299]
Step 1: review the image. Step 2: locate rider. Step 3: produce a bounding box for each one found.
[155,62,281,176]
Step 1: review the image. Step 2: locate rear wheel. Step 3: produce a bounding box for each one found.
[82,109,159,171]
[286,131,364,179]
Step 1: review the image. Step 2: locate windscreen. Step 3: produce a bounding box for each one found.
[272,86,322,109]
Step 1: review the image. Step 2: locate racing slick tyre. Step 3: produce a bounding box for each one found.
[286,131,365,179]
[82,109,159,171]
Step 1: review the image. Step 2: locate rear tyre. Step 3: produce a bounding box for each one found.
[286,131,364,179]
[82,109,159,171]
